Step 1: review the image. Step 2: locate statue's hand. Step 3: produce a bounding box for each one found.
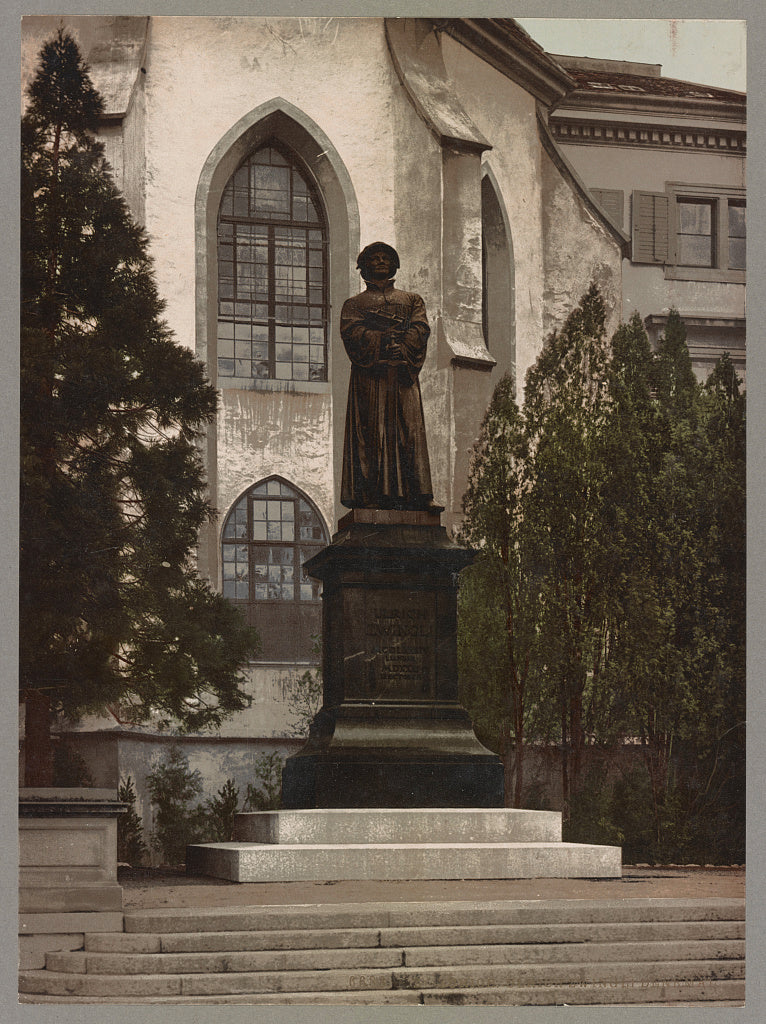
[383,333,405,361]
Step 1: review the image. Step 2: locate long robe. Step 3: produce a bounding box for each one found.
[340,278,434,509]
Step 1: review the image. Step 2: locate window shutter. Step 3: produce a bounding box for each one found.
[591,188,624,229]
[632,190,670,264]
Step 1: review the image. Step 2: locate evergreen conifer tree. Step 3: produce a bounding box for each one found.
[522,285,613,813]
[21,30,259,784]
[459,374,544,806]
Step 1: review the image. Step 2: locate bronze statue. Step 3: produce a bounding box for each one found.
[340,243,440,511]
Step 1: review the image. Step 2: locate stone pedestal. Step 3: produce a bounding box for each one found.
[281,509,504,808]
[19,788,126,969]
[186,807,622,881]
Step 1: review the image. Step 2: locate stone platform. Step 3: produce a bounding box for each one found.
[186,808,621,883]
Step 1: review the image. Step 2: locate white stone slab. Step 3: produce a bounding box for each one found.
[187,840,621,883]
[232,808,562,845]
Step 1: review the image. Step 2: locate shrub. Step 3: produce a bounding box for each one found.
[204,778,240,841]
[146,746,209,866]
[244,752,284,810]
[117,775,148,866]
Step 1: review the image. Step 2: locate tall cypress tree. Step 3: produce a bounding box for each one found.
[21,30,259,784]
[522,285,613,814]
[459,374,545,806]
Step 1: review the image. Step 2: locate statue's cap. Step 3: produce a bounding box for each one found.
[357,242,400,271]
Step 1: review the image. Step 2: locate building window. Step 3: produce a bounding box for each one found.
[217,144,329,385]
[631,184,745,283]
[728,201,746,271]
[481,174,515,371]
[221,477,328,660]
[676,198,714,267]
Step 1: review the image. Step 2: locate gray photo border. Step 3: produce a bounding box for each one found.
[4,2,762,1022]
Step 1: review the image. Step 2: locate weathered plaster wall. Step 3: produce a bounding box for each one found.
[540,150,623,340]
[218,388,334,547]
[141,17,398,354]
[388,39,451,513]
[119,62,147,225]
[440,31,547,397]
[61,731,301,864]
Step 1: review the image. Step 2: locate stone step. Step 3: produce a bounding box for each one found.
[416,980,746,1007]
[46,945,405,975]
[18,980,747,1006]
[187,840,620,882]
[18,966,398,998]
[231,808,563,844]
[401,938,744,968]
[45,937,744,976]
[22,899,745,1005]
[380,918,746,948]
[85,917,745,954]
[123,897,745,934]
[390,959,744,992]
[19,958,743,999]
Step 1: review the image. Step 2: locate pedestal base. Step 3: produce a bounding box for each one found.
[282,754,503,809]
[283,512,504,808]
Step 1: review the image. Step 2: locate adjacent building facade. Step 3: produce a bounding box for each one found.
[20,16,745,836]
[548,53,746,381]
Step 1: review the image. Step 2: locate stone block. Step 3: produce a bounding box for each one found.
[232,807,562,844]
[20,884,124,914]
[18,789,126,966]
[284,517,504,808]
[19,934,85,971]
[187,839,621,883]
[20,911,124,934]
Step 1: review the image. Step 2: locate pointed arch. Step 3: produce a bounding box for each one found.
[481,165,516,382]
[221,476,330,661]
[216,141,330,384]
[194,100,360,579]
[196,98,360,377]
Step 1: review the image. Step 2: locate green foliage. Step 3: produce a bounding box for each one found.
[285,664,324,739]
[204,778,240,842]
[566,759,744,866]
[564,767,625,849]
[459,373,547,804]
[459,286,745,860]
[117,775,148,866]
[20,30,260,732]
[146,746,210,865]
[522,285,614,813]
[244,752,284,810]
[52,742,94,787]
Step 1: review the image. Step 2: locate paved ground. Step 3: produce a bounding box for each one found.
[118,866,745,911]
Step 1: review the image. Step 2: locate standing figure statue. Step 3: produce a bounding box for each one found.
[340,242,441,512]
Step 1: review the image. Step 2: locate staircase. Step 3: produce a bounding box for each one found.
[19,897,745,1005]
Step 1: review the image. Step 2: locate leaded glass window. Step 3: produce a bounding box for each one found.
[217,145,329,384]
[222,478,326,604]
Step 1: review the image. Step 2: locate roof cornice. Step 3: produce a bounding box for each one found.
[557,91,746,123]
[549,114,746,156]
[439,18,574,108]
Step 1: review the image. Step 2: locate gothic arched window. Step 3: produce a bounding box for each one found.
[481,173,515,377]
[217,143,329,384]
[221,477,328,660]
